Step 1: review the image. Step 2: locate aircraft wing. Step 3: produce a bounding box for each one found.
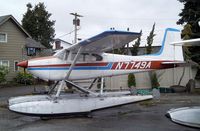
[67,30,141,53]
[171,38,200,46]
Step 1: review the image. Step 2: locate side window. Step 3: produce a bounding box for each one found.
[63,50,69,60]
[27,48,36,56]
[56,49,69,60]
[70,53,102,62]
[71,53,76,61]
[82,53,89,61]
[71,53,89,62]
[0,33,7,43]
[92,54,103,61]
[1,60,9,67]
[0,60,9,70]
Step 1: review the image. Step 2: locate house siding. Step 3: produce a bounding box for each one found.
[0,19,27,81]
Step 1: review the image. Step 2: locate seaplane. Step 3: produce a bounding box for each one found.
[8,27,200,117]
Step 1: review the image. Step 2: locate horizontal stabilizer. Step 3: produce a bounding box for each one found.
[171,38,200,46]
[161,61,197,67]
[161,61,186,65]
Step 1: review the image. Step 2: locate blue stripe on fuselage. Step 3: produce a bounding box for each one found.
[27,63,113,71]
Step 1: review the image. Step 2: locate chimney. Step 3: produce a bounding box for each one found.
[55,40,61,49]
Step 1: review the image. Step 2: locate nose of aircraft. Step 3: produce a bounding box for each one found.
[17,60,28,68]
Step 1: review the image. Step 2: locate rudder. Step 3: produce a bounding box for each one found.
[156,28,184,61]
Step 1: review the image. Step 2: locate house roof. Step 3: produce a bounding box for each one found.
[0,15,31,37]
[26,38,46,49]
[54,38,72,45]
[40,48,54,56]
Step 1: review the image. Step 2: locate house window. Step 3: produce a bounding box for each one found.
[0,33,7,43]
[27,48,36,56]
[14,61,18,71]
[0,60,9,68]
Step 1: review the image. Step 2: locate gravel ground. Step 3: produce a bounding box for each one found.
[0,85,199,131]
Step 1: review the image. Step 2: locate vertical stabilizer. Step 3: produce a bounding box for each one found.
[155,28,184,61]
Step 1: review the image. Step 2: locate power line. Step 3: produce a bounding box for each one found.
[57,27,81,39]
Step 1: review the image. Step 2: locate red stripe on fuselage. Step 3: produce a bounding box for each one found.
[111,62,118,69]
[29,56,56,61]
[111,61,174,70]
[28,62,109,67]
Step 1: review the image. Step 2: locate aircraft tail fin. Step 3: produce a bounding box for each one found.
[155,28,184,61]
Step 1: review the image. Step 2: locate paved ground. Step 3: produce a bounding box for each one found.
[0,85,199,131]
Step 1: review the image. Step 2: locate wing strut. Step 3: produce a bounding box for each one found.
[56,47,82,97]
[65,80,97,96]
[87,78,98,90]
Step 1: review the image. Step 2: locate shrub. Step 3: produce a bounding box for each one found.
[15,72,34,85]
[150,72,160,89]
[0,66,8,84]
[128,73,136,87]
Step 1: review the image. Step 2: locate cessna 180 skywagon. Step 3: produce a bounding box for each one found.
[8,28,200,117]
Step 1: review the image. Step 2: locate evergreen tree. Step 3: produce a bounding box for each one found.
[150,72,160,89]
[130,30,142,56]
[113,46,126,54]
[22,2,55,48]
[177,0,200,79]
[146,23,156,54]
[182,24,192,59]
[128,73,136,87]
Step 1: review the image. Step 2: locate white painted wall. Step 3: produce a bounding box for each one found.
[103,66,197,90]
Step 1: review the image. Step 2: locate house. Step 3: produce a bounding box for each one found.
[0,15,48,81]
[52,38,72,52]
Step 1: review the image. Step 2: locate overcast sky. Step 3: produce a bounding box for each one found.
[0,0,183,46]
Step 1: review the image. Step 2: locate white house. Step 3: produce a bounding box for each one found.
[52,38,72,52]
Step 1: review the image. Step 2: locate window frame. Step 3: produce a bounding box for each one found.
[0,60,9,68]
[14,61,19,72]
[0,32,7,43]
[27,47,36,56]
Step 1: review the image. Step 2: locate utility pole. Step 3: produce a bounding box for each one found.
[127,28,129,55]
[70,13,83,44]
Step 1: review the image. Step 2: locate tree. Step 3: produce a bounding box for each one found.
[128,73,136,87]
[130,30,142,56]
[149,72,160,89]
[127,30,143,88]
[113,46,126,55]
[182,24,193,59]
[177,0,200,79]
[22,2,55,48]
[146,23,156,54]
[145,23,161,88]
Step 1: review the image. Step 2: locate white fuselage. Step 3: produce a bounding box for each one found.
[27,53,175,81]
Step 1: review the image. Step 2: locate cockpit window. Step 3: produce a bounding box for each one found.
[92,54,103,61]
[71,53,103,62]
[54,49,69,60]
